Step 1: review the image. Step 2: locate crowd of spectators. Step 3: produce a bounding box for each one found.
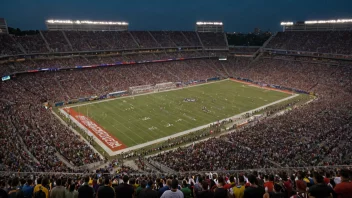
[0,73,102,172]
[0,31,227,56]
[13,34,49,54]
[131,31,160,49]
[182,31,202,47]
[0,51,227,102]
[168,31,196,47]
[229,47,259,55]
[267,31,352,55]
[0,168,351,198]
[42,31,73,52]
[150,31,177,48]
[0,51,217,75]
[0,34,21,55]
[198,32,227,48]
[0,31,352,198]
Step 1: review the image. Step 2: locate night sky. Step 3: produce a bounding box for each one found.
[1,0,351,32]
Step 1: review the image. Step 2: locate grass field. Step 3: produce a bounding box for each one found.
[70,80,290,147]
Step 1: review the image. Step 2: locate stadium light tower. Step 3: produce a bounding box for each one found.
[196,21,224,32]
[0,18,9,34]
[280,18,352,32]
[280,22,294,32]
[45,19,129,31]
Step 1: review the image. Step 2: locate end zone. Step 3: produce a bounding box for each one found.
[61,108,127,153]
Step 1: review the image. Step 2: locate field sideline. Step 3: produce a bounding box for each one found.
[60,79,293,155]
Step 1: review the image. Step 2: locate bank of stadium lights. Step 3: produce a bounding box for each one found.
[304,19,352,24]
[280,22,294,26]
[196,22,223,25]
[46,20,129,25]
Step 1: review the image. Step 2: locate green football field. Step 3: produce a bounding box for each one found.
[71,80,290,147]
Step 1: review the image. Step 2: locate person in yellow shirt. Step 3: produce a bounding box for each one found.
[233,175,245,198]
[33,177,50,198]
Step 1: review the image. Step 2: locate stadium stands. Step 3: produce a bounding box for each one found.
[267,31,352,55]
[13,34,48,54]
[0,31,226,56]
[0,29,352,198]
[42,31,72,52]
[198,32,228,48]
[229,46,260,54]
[149,55,352,172]
[1,53,351,174]
[0,34,20,55]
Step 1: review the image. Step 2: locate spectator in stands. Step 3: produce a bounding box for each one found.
[114,175,134,198]
[193,177,203,198]
[96,176,115,198]
[136,180,147,197]
[196,181,213,198]
[7,177,24,198]
[233,175,245,198]
[160,179,183,198]
[0,180,8,198]
[264,175,274,193]
[214,176,228,198]
[334,169,352,198]
[50,178,65,198]
[158,179,171,197]
[65,183,78,198]
[92,179,99,194]
[21,179,34,198]
[308,172,334,198]
[138,180,158,198]
[78,176,94,198]
[244,175,265,198]
[33,177,49,198]
[180,180,192,198]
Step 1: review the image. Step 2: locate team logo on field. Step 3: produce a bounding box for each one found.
[76,115,123,149]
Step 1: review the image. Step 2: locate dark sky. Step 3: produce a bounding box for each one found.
[1,0,351,32]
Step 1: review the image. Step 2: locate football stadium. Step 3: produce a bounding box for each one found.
[0,3,352,198]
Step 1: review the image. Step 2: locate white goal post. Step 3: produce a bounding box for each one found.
[129,84,154,95]
[154,82,176,92]
[129,82,177,95]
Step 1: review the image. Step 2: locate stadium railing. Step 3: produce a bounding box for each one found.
[1,165,350,177]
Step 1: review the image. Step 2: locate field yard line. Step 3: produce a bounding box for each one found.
[137,94,199,134]
[110,102,164,140]
[96,103,147,143]
[114,96,174,138]
[103,94,299,156]
[65,79,229,108]
[179,85,239,121]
